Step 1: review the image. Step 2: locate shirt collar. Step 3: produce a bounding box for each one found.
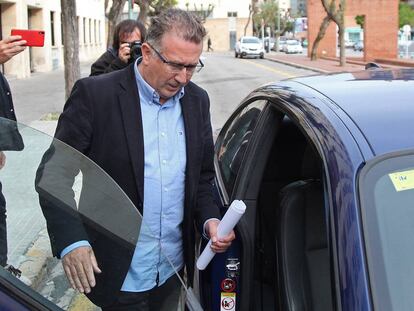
[134,59,185,106]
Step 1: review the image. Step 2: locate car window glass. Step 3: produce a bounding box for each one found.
[242,38,260,44]
[0,117,200,310]
[359,153,414,311]
[215,100,266,196]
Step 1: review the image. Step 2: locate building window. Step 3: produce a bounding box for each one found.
[98,20,101,43]
[227,11,237,17]
[89,19,92,44]
[94,20,97,44]
[83,17,87,44]
[61,13,64,46]
[50,11,55,46]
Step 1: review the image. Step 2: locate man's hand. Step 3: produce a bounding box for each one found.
[62,246,102,294]
[206,219,235,253]
[118,42,131,63]
[0,152,5,170]
[0,36,26,64]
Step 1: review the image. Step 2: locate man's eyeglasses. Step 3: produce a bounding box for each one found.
[147,42,204,75]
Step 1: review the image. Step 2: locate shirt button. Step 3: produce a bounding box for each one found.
[164,187,168,192]
[162,160,167,164]
[161,132,165,137]
[6,92,10,96]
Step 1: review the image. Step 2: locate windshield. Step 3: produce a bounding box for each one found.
[359,151,414,311]
[242,37,260,44]
[0,117,201,310]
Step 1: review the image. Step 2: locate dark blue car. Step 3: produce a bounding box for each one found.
[200,68,414,311]
[1,68,414,310]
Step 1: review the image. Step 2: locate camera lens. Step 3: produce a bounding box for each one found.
[128,41,142,63]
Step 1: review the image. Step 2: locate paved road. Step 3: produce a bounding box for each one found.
[3,51,314,309]
[193,51,312,130]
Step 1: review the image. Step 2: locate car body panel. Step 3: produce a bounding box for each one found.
[292,70,414,157]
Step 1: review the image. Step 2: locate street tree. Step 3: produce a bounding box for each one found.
[399,2,414,28]
[105,0,127,47]
[311,0,346,67]
[253,0,279,38]
[185,2,214,23]
[61,0,80,100]
[244,1,257,36]
[135,0,178,24]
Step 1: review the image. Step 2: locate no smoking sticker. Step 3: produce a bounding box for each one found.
[221,292,236,311]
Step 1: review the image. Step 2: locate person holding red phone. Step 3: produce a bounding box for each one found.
[0,35,31,285]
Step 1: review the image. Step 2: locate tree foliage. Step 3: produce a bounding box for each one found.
[104,0,178,47]
[135,0,178,23]
[184,2,215,23]
[355,14,365,29]
[399,2,414,28]
[252,0,279,35]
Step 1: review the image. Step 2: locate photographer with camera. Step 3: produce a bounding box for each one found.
[90,19,146,76]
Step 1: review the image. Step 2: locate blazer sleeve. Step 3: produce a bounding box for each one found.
[194,90,221,231]
[90,50,128,76]
[35,79,94,258]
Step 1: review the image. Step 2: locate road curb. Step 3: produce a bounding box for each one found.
[264,55,331,74]
[18,228,52,290]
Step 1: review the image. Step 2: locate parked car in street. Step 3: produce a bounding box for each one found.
[283,39,303,54]
[2,69,414,311]
[354,40,364,51]
[278,37,287,51]
[264,37,275,51]
[234,36,264,59]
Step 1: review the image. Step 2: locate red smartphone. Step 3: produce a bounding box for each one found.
[10,29,45,47]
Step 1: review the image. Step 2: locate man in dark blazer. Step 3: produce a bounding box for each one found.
[37,8,234,309]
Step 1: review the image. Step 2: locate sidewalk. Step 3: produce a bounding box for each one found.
[264,51,409,74]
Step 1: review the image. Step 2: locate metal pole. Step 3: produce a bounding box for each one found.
[128,0,133,19]
[276,0,281,52]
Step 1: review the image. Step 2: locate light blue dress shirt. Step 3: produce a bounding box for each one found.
[61,61,187,292]
[120,62,186,291]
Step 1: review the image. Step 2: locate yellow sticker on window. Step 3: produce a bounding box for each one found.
[388,170,414,192]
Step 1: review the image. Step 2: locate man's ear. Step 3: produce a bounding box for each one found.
[140,43,152,65]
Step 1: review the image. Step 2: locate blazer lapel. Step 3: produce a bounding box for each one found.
[118,65,144,206]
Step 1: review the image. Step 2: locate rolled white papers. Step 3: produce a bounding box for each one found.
[196,200,246,270]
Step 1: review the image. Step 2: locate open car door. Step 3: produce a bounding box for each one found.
[0,117,202,310]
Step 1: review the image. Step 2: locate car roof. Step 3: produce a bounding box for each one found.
[291,69,414,156]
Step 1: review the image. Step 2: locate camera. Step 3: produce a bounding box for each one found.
[128,41,142,63]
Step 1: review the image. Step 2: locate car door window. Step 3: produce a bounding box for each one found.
[215,100,266,196]
[0,117,200,310]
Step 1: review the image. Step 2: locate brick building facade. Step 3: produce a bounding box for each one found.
[307,0,399,61]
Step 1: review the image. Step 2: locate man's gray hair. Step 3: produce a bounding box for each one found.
[146,8,206,49]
